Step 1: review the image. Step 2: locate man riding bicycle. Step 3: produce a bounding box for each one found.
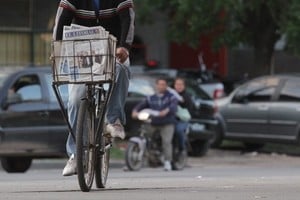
[52,0,135,176]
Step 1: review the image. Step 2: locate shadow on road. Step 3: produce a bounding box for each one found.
[216,140,300,157]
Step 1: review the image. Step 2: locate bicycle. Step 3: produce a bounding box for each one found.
[51,36,117,192]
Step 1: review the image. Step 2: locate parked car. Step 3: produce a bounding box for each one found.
[0,67,218,173]
[131,66,225,99]
[215,74,300,149]
[0,67,68,173]
[176,69,225,99]
[125,74,218,156]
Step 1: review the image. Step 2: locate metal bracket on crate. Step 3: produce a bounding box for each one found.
[52,82,76,141]
[51,37,117,142]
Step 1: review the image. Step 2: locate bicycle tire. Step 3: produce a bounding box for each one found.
[95,136,110,188]
[76,99,95,192]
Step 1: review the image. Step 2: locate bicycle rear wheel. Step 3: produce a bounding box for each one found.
[76,99,95,192]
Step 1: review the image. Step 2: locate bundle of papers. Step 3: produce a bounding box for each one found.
[53,24,117,83]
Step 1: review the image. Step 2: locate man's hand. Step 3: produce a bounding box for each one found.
[131,110,139,119]
[49,53,54,61]
[116,47,129,63]
[159,108,169,117]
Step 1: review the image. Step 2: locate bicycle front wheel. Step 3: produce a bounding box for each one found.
[95,136,110,188]
[76,99,95,192]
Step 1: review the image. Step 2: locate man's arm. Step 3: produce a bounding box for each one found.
[117,0,135,50]
[131,97,149,118]
[52,0,76,40]
[168,95,178,115]
[159,95,178,117]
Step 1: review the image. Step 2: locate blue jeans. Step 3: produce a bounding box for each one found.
[175,121,188,151]
[66,60,130,156]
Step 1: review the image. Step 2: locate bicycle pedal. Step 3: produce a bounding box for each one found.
[105,143,112,150]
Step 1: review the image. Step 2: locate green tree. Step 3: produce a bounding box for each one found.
[136,0,300,76]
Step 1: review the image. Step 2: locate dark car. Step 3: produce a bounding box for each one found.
[125,74,218,156]
[130,66,225,99]
[0,67,217,173]
[0,67,68,173]
[215,74,300,149]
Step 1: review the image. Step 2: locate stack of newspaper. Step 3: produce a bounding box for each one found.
[52,24,117,83]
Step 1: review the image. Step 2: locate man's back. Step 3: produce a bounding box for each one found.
[53,0,134,49]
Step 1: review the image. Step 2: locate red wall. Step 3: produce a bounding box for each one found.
[170,35,227,77]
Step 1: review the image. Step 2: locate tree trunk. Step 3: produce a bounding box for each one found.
[252,44,274,77]
[243,2,281,78]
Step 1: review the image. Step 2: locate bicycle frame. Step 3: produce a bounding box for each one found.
[52,80,115,142]
[51,36,117,191]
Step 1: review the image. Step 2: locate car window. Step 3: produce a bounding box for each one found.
[184,81,211,100]
[45,74,69,102]
[278,79,300,101]
[128,78,155,97]
[233,77,279,101]
[166,78,211,100]
[10,75,42,102]
[246,87,276,102]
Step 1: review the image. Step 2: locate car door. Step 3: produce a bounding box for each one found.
[0,73,50,151]
[222,77,279,139]
[44,74,68,152]
[268,77,300,141]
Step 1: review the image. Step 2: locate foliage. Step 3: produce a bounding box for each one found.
[135,0,300,74]
[283,0,300,55]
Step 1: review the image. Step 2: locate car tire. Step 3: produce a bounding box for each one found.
[210,122,224,148]
[210,115,225,148]
[189,140,210,157]
[1,157,32,173]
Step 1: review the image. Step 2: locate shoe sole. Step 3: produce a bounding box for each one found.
[62,171,77,176]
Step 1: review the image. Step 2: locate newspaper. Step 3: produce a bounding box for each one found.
[53,24,116,83]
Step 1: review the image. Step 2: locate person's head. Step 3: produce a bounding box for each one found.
[174,77,186,93]
[155,77,168,94]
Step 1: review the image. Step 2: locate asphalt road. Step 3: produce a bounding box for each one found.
[1,149,300,200]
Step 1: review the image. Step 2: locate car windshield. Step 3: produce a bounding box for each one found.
[184,80,211,100]
[128,77,155,96]
[0,68,22,88]
[0,74,7,88]
[0,69,13,88]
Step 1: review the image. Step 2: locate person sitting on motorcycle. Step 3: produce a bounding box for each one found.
[172,77,194,155]
[132,77,178,171]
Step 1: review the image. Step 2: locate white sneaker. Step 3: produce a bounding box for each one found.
[105,119,125,139]
[62,154,77,176]
[164,160,172,171]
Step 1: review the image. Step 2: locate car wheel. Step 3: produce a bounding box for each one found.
[1,157,32,173]
[189,140,210,157]
[210,120,224,148]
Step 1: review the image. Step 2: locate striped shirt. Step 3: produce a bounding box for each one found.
[53,0,135,50]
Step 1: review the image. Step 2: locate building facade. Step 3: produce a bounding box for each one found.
[0,0,59,66]
[4,1,297,79]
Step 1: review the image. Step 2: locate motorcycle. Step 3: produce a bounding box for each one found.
[125,109,188,171]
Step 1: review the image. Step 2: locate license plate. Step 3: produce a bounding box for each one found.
[190,123,205,132]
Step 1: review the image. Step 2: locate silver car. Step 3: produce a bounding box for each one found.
[215,74,300,149]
